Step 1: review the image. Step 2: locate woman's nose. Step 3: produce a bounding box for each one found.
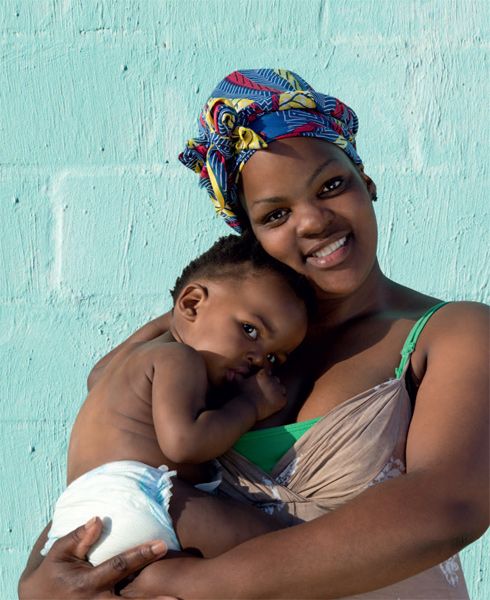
[295,200,334,237]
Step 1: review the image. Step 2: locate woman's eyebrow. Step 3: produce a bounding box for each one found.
[251,195,285,207]
[307,157,338,185]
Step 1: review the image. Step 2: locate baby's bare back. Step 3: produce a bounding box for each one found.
[66,332,206,485]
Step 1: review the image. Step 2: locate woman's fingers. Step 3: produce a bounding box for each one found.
[65,517,104,560]
[46,517,103,565]
[41,520,168,598]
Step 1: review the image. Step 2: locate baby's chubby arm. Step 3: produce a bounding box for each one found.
[149,343,287,464]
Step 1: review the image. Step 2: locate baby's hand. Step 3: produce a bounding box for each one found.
[240,369,287,421]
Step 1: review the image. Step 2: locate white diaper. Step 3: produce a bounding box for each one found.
[42,461,188,566]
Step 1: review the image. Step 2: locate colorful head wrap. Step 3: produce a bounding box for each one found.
[179,68,362,232]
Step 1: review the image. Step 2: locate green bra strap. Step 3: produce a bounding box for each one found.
[395,302,450,379]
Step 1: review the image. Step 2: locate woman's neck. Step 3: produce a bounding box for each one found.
[312,261,395,330]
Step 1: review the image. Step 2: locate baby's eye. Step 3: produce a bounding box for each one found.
[243,324,258,339]
[267,353,277,365]
[264,208,289,224]
[321,177,343,193]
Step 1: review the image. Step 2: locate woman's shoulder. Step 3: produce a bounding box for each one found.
[386,281,488,374]
[435,300,488,316]
[417,300,489,333]
[421,300,489,353]
[390,278,489,345]
[407,300,489,386]
[388,279,488,324]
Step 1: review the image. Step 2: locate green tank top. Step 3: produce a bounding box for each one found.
[232,302,449,473]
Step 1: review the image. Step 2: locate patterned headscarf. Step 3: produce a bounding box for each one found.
[179,68,362,232]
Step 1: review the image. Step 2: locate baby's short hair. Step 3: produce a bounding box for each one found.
[170,233,316,319]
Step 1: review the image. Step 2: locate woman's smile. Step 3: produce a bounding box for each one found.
[305,233,350,267]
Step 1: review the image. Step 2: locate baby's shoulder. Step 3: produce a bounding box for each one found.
[136,337,205,373]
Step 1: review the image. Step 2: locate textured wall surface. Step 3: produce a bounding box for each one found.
[1,1,489,598]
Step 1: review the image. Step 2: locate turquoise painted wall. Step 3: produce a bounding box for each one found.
[1,1,489,598]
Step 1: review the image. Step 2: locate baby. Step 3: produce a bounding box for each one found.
[41,233,313,565]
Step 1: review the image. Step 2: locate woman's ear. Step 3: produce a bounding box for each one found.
[175,284,208,322]
[357,164,377,199]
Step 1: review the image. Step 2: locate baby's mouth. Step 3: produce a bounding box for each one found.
[226,366,251,383]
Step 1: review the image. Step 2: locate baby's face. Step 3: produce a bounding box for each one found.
[187,271,308,388]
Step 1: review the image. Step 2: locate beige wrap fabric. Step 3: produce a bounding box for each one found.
[218,363,469,599]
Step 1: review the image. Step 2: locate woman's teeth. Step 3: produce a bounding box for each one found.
[312,236,347,258]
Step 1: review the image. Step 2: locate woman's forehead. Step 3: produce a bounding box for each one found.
[244,138,348,173]
[240,138,352,192]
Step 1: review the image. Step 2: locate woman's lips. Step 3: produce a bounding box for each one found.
[306,235,350,268]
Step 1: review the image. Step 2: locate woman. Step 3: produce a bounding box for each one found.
[19,69,489,599]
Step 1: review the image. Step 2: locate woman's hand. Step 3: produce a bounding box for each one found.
[18,517,175,600]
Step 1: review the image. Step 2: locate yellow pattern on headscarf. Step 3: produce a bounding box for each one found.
[278,91,317,111]
[230,98,256,112]
[273,69,303,91]
[220,205,236,220]
[205,98,237,133]
[210,198,237,221]
[184,139,204,173]
[206,150,227,211]
[334,135,348,149]
[231,126,267,154]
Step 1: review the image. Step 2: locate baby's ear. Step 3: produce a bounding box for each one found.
[175,283,208,321]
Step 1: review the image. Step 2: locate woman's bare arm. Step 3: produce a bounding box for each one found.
[123,302,489,599]
[87,311,172,391]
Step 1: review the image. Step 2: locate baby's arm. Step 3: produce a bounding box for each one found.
[150,343,286,464]
[144,342,288,557]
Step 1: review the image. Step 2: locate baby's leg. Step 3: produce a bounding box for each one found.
[169,477,287,558]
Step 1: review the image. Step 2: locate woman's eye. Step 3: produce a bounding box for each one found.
[264,209,288,224]
[267,353,277,365]
[321,177,343,193]
[243,324,258,339]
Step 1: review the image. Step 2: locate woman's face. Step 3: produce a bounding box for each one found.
[239,137,378,299]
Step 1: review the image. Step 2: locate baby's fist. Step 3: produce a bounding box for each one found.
[245,369,287,421]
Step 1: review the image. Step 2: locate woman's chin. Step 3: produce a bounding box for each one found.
[307,262,379,304]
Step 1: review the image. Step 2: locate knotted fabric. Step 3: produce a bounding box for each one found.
[179,69,362,232]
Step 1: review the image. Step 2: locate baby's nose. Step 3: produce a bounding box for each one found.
[247,351,264,367]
